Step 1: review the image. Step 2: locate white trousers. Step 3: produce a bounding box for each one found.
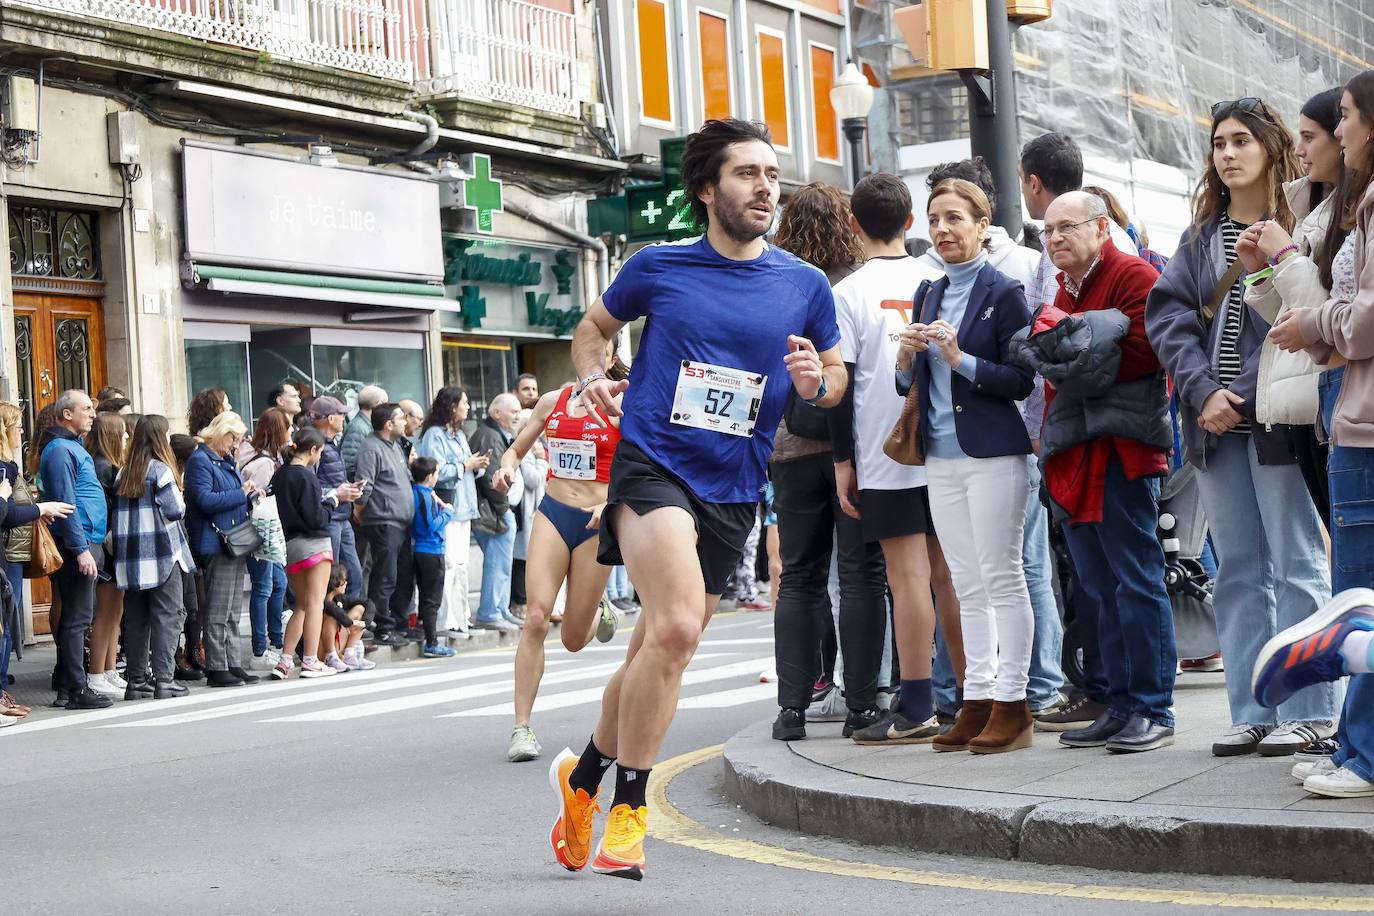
[439,518,472,632]
[926,454,1034,702]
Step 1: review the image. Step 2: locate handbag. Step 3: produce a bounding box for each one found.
[6,476,36,564]
[23,519,62,578]
[213,516,263,559]
[883,280,933,467]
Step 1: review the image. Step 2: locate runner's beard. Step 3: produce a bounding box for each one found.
[715,195,773,244]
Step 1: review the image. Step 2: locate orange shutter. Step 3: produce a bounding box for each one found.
[797,0,842,11]
[637,0,673,124]
[699,12,732,121]
[757,30,790,148]
[810,46,838,161]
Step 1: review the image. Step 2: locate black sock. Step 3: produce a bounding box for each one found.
[898,678,934,724]
[611,764,651,810]
[568,737,615,796]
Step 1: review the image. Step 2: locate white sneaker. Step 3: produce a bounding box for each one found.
[1304,765,1374,798]
[87,673,121,697]
[299,658,337,679]
[248,649,281,672]
[1292,758,1338,783]
[105,670,128,690]
[806,687,847,722]
[1258,720,1336,757]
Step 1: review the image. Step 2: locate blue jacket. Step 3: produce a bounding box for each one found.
[1145,218,1291,469]
[184,443,252,559]
[38,428,107,553]
[898,262,1035,458]
[418,425,480,522]
[411,484,454,556]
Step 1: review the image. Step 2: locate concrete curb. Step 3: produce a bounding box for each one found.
[722,720,1374,882]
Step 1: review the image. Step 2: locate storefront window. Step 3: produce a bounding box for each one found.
[185,339,250,422]
[442,337,516,427]
[313,344,427,414]
[250,340,312,419]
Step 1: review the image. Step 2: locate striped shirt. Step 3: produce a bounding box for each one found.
[1217,215,1250,434]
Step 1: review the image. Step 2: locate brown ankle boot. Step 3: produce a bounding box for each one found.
[932,699,993,752]
[969,700,1034,754]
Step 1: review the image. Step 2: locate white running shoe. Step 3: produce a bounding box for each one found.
[104,670,128,690]
[248,649,281,672]
[1292,758,1338,783]
[1304,765,1374,798]
[87,673,122,697]
[299,658,337,678]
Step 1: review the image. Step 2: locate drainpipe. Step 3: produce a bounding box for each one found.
[401,110,440,157]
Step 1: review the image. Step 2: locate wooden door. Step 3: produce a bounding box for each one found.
[13,291,106,634]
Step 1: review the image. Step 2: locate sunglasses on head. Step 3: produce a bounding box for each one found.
[1212,97,1266,120]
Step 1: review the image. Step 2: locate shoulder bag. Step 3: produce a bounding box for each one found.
[24,519,62,578]
[1201,259,1246,331]
[6,476,36,564]
[213,516,263,559]
[883,280,933,467]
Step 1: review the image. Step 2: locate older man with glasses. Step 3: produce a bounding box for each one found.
[1011,191,1179,754]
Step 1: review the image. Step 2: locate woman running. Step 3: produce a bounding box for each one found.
[497,354,627,763]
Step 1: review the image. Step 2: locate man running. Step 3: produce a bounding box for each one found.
[548,118,846,881]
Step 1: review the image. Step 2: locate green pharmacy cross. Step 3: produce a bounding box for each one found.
[458,153,504,234]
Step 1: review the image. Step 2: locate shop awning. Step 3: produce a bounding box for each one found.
[191,264,459,313]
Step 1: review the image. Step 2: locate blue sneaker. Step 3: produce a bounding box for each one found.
[1253,588,1374,709]
[422,644,456,658]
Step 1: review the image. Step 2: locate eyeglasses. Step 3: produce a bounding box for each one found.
[1043,217,1101,240]
[1212,97,1266,120]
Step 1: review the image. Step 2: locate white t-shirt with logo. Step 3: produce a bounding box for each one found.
[834,255,946,491]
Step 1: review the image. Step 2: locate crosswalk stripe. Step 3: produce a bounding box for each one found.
[569,637,774,654]
[1,664,416,736]
[262,658,637,723]
[675,683,776,709]
[438,656,773,718]
[96,661,531,729]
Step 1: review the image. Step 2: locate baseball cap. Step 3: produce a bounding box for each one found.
[308,395,348,419]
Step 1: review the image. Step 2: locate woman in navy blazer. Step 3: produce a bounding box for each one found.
[896,179,1036,755]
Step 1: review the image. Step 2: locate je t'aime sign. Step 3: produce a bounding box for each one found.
[181,141,443,282]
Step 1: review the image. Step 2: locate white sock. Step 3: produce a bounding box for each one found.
[1339,631,1374,674]
[303,655,317,666]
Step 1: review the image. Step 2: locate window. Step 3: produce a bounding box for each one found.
[698,10,732,121]
[756,27,790,149]
[185,339,250,428]
[810,44,839,162]
[312,344,427,414]
[442,337,518,431]
[636,0,674,127]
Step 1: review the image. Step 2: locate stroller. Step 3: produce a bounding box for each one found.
[1156,463,1221,661]
[1052,461,1220,691]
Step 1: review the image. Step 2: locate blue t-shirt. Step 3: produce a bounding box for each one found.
[602,237,841,503]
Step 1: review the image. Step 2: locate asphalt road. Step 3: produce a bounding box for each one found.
[4,611,1371,915]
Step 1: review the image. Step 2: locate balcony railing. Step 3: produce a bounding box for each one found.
[425,0,577,117]
[15,0,428,82]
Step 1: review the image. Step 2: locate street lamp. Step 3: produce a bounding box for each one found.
[829,61,875,187]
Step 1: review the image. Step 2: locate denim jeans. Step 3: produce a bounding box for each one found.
[1023,457,1067,709]
[1196,434,1336,727]
[473,510,516,623]
[330,519,365,609]
[246,556,286,657]
[0,561,18,687]
[1063,465,1177,726]
[1329,444,1374,780]
[605,565,632,602]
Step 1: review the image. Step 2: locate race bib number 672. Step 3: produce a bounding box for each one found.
[670,360,766,439]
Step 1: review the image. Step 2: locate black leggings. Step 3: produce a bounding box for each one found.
[771,452,888,711]
[1292,425,1331,531]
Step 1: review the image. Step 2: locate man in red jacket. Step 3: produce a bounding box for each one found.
[1040,191,1178,754]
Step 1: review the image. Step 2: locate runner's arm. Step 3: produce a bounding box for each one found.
[493,390,560,490]
[572,301,629,421]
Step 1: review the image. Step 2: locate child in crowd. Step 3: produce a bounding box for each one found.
[320,566,373,671]
[412,457,455,659]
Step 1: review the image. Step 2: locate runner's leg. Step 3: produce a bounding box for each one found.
[514,514,571,727]
[613,504,712,769]
[561,536,616,652]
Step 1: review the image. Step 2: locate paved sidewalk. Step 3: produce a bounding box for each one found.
[724,675,1374,883]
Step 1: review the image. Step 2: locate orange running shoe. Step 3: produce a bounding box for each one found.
[548,748,600,871]
[591,803,648,881]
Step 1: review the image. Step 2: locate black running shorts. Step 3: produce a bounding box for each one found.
[597,441,757,596]
[857,486,935,543]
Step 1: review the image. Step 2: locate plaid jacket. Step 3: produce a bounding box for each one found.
[111,459,196,591]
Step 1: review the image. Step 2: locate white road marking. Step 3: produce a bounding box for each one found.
[439,656,773,718]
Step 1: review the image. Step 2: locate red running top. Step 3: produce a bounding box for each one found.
[544,385,620,484]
